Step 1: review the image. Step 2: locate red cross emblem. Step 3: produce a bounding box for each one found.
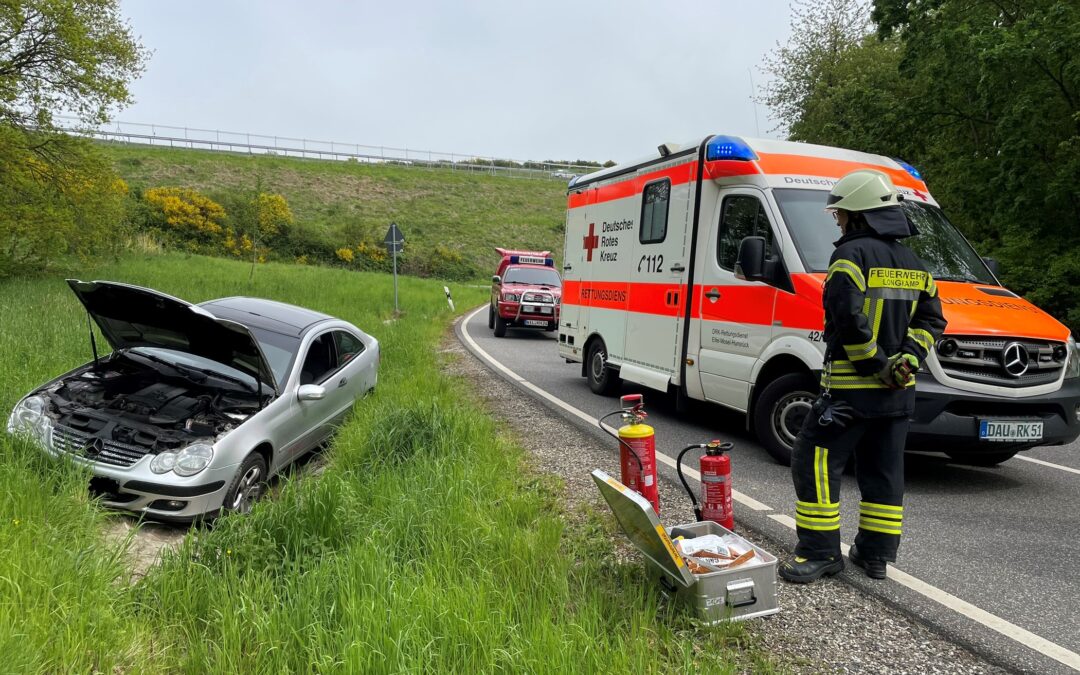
[583,222,599,261]
[912,188,927,201]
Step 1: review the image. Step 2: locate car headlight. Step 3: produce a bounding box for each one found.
[7,395,53,450]
[502,292,519,302]
[150,451,177,474]
[1065,337,1080,379]
[174,443,214,476]
[150,443,214,476]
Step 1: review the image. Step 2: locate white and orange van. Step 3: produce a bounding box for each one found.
[558,135,1080,465]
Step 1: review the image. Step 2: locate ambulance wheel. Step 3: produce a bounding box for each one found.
[494,314,507,337]
[945,450,1019,466]
[587,338,619,395]
[488,304,495,329]
[754,372,817,466]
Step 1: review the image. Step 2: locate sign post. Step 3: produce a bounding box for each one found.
[383,222,405,313]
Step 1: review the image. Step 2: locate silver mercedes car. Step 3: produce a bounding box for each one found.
[6,280,379,521]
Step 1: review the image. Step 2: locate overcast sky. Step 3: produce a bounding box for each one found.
[118,1,794,164]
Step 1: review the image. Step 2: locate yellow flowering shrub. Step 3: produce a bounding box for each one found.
[255,193,293,239]
[144,187,226,236]
[355,241,388,263]
[335,247,355,263]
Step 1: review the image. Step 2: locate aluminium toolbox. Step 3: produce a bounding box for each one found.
[592,469,779,622]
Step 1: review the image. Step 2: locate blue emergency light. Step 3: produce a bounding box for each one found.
[509,254,554,267]
[893,158,924,181]
[705,135,758,162]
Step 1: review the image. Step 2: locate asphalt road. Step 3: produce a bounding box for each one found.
[460,307,1080,674]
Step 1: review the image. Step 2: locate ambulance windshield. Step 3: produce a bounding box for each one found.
[502,266,561,287]
[774,188,996,284]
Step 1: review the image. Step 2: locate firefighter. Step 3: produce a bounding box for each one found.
[779,169,947,583]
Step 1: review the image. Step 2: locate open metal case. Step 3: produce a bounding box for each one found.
[592,469,779,622]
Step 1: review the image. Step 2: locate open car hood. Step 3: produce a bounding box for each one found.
[67,280,278,395]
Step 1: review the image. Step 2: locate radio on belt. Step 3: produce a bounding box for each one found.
[592,470,779,622]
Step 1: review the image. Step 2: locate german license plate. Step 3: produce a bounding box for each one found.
[978,420,1043,442]
[524,319,547,327]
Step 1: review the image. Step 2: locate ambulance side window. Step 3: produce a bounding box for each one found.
[639,179,670,244]
[717,195,775,271]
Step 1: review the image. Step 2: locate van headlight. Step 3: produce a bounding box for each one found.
[1066,337,1080,379]
[150,443,214,476]
[7,395,53,450]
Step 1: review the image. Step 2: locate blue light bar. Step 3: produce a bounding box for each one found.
[894,158,923,181]
[705,135,757,162]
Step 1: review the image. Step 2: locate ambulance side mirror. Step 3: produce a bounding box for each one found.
[492,275,501,284]
[982,257,1000,276]
[734,236,768,282]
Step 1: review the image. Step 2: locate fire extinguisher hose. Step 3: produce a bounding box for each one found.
[676,443,707,522]
[597,410,643,473]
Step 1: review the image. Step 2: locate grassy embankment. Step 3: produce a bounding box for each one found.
[0,253,772,672]
[104,142,569,277]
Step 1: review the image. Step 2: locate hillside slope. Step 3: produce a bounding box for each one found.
[104,143,569,277]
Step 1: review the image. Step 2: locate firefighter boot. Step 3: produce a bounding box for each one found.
[849,546,887,580]
[779,555,844,583]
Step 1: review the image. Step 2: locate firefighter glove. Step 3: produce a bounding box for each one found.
[890,353,919,387]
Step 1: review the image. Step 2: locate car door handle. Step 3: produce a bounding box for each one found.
[670,263,685,272]
[705,289,722,301]
[338,377,348,388]
[563,264,572,270]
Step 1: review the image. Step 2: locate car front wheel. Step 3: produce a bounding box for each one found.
[223,453,268,515]
[494,313,507,338]
[753,372,818,466]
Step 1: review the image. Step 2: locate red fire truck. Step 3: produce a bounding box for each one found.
[489,248,562,338]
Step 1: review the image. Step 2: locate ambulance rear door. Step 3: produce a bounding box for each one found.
[696,188,785,411]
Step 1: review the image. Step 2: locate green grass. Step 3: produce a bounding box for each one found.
[104,142,568,277]
[0,253,773,672]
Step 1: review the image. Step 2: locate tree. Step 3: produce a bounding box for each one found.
[0,0,147,132]
[759,0,874,137]
[0,0,147,277]
[760,0,1080,330]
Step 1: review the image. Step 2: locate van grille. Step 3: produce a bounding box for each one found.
[936,336,1065,388]
[52,426,151,468]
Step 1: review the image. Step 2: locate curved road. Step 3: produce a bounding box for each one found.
[459,306,1080,674]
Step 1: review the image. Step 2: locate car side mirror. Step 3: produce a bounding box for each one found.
[297,384,326,401]
[492,275,501,284]
[982,256,1000,276]
[735,236,768,281]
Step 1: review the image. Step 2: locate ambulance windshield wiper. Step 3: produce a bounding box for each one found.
[934,274,980,283]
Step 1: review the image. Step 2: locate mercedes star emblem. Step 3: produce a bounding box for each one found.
[1001,342,1030,377]
[83,437,106,457]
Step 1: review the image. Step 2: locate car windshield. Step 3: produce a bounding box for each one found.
[773,188,996,284]
[502,266,561,287]
[247,327,300,389]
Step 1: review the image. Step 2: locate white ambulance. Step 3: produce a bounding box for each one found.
[558,135,1080,465]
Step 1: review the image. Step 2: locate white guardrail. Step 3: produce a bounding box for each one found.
[54,116,598,181]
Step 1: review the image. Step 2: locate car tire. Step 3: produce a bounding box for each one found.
[753,372,818,466]
[494,313,507,338]
[945,450,1019,466]
[586,338,620,396]
[547,321,557,332]
[488,304,495,329]
[222,453,268,515]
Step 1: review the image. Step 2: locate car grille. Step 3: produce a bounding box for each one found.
[936,336,1065,388]
[522,292,555,304]
[51,425,151,468]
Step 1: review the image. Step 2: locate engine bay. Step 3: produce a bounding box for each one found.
[42,355,263,454]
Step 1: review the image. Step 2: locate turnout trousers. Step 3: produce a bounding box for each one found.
[790,414,907,562]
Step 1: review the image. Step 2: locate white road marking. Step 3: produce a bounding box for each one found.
[1016,455,1080,476]
[459,306,1080,672]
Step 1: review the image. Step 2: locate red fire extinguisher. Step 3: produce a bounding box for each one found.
[599,394,660,514]
[677,440,735,530]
